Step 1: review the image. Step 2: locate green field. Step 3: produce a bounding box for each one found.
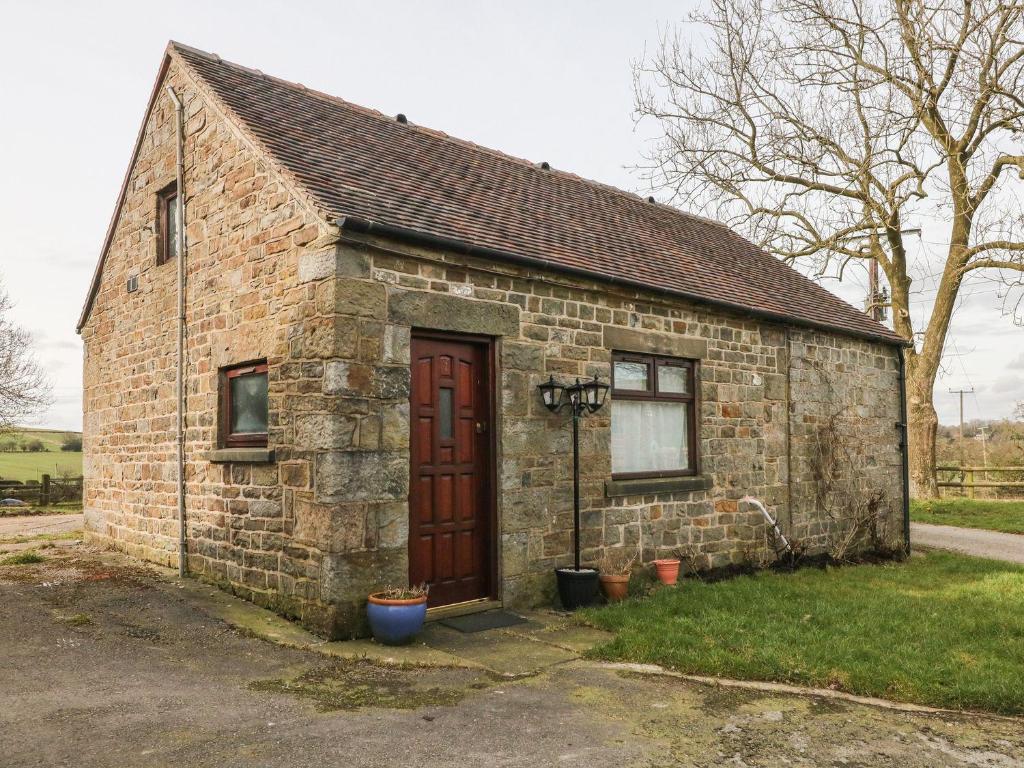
[0,428,82,483]
[911,498,1024,535]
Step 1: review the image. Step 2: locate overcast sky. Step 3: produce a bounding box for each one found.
[1,0,1021,431]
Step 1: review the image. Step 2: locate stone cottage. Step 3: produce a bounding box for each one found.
[78,42,909,638]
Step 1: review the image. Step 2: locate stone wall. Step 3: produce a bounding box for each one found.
[80,59,344,633]
[314,232,905,617]
[82,56,905,640]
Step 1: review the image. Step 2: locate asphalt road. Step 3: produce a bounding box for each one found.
[912,521,1024,564]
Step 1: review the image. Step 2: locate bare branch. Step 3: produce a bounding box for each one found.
[635,0,1024,496]
[0,282,52,432]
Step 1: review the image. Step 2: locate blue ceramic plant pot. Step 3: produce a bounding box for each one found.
[367,592,428,645]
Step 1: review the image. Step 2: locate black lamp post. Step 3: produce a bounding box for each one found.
[538,374,610,609]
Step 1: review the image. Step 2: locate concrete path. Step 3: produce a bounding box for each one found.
[0,513,83,553]
[3,544,1023,767]
[912,521,1024,564]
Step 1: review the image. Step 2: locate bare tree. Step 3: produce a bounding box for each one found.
[635,0,1024,497]
[0,282,50,432]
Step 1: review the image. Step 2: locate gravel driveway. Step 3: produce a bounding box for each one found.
[0,513,83,554]
[0,512,83,539]
[2,544,1023,767]
[912,521,1024,564]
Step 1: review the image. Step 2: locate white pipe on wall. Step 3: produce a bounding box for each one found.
[165,85,187,577]
[741,496,793,557]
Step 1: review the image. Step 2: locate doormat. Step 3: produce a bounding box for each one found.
[439,610,528,634]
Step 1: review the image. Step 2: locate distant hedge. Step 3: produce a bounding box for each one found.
[61,435,83,452]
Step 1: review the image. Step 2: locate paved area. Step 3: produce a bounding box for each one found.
[912,521,1024,564]
[0,513,83,554]
[2,543,1024,767]
[0,512,83,539]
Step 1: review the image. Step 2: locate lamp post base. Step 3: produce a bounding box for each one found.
[555,567,600,610]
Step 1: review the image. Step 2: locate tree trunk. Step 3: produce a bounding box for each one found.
[906,359,939,498]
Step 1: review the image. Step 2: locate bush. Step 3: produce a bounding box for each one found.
[23,439,46,453]
[61,435,82,452]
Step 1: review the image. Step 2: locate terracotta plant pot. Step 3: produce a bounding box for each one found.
[653,558,681,586]
[599,573,630,602]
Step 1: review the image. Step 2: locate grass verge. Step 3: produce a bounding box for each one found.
[0,504,84,518]
[911,498,1024,535]
[1,550,45,565]
[581,551,1024,715]
[0,531,82,546]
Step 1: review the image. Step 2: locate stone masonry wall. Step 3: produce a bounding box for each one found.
[317,233,905,615]
[80,59,346,633]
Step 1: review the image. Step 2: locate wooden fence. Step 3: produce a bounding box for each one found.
[937,466,1024,498]
[0,475,83,506]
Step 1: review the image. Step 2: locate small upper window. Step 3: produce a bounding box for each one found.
[157,182,179,265]
[222,361,269,447]
[610,353,698,478]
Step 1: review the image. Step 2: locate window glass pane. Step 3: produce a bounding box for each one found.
[611,400,689,474]
[230,372,268,434]
[658,364,690,395]
[439,387,453,440]
[166,195,179,259]
[614,360,649,391]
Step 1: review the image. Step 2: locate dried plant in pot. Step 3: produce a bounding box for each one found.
[598,549,638,602]
[366,584,428,646]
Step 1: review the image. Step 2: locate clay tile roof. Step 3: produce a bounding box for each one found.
[161,43,906,344]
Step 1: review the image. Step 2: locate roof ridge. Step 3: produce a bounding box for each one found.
[167,41,679,212]
[168,42,813,273]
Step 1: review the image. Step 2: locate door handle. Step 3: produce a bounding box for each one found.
[475,421,487,434]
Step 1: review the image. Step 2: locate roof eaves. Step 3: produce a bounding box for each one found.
[76,42,336,333]
[336,216,909,347]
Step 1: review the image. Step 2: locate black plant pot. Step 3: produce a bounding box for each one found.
[555,567,600,611]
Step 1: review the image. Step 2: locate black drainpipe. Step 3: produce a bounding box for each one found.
[897,347,911,555]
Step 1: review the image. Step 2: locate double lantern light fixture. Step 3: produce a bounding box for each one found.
[537,375,610,610]
[537,375,610,416]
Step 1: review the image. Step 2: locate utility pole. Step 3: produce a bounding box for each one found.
[949,388,975,468]
[978,425,989,499]
[864,251,888,321]
[857,229,920,322]
[867,257,880,321]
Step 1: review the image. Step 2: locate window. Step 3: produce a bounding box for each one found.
[157,182,180,265]
[221,361,269,447]
[611,353,699,478]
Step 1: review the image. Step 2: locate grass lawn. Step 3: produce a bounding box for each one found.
[911,498,1024,535]
[582,551,1024,714]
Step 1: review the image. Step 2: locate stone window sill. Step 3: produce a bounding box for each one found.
[605,474,712,498]
[206,447,275,464]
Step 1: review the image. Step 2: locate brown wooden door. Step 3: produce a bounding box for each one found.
[409,335,493,607]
